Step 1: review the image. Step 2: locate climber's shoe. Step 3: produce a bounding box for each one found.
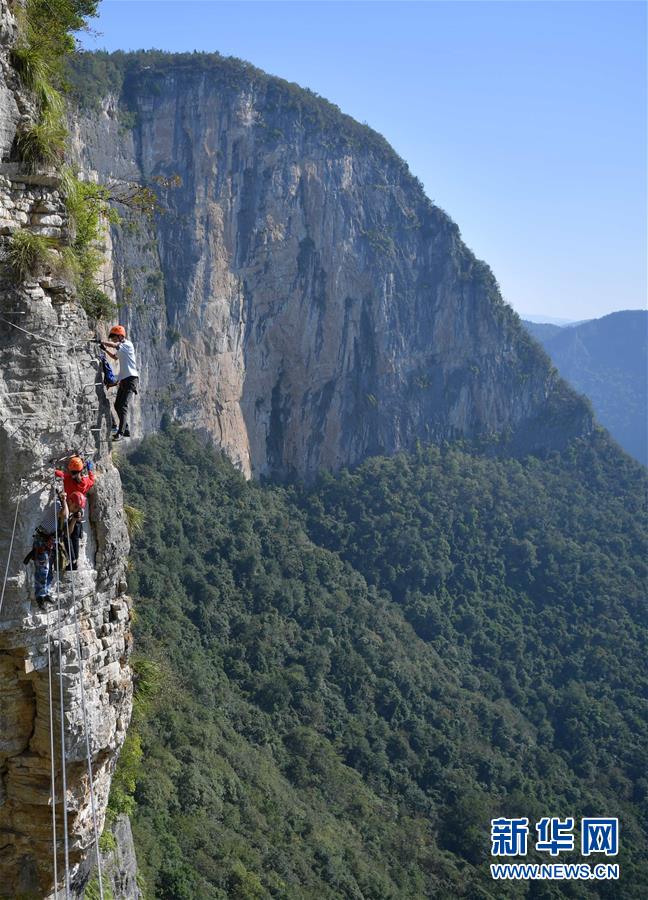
[112,431,121,442]
[122,427,131,438]
[36,594,54,606]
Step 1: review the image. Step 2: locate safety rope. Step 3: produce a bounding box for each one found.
[0,489,21,619]
[61,333,107,897]
[46,600,59,900]
[0,315,67,348]
[53,484,71,900]
[68,336,96,458]
[63,524,105,900]
[0,314,94,350]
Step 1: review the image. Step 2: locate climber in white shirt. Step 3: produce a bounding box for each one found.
[100,324,140,441]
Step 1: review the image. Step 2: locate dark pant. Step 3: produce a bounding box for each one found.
[68,520,82,569]
[114,376,139,434]
[32,531,55,598]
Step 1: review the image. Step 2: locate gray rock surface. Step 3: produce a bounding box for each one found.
[71,57,592,479]
[0,5,135,896]
[101,814,142,900]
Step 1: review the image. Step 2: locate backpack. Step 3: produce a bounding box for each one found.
[100,351,119,387]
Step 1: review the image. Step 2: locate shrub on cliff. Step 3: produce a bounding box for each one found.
[6,229,58,279]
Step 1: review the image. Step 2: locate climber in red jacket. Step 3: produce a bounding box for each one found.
[54,456,95,570]
[55,455,95,497]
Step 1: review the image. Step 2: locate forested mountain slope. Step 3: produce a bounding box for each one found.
[525,311,647,465]
[119,427,647,899]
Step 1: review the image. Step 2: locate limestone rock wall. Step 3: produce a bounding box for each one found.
[72,57,592,479]
[100,814,142,900]
[0,4,134,896]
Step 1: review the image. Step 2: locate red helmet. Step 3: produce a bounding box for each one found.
[68,456,84,472]
[109,325,126,339]
[68,492,86,510]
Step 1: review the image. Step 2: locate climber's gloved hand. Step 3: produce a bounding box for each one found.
[54,469,64,479]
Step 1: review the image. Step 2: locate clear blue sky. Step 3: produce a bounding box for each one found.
[79,1,646,321]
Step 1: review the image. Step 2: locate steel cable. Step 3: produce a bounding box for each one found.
[0,488,21,619]
[63,523,105,900]
[46,599,59,900]
[53,485,71,899]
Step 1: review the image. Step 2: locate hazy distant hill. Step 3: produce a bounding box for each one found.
[524,311,647,465]
[523,321,563,342]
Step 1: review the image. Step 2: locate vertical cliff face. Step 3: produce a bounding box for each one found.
[0,5,134,896]
[72,55,592,479]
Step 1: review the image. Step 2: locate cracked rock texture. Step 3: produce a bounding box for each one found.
[71,55,592,479]
[0,3,134,896]
[100,814,142,900]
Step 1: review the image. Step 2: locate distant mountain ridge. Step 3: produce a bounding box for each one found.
[524,310,647,465]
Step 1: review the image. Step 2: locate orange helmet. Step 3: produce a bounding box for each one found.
[109,325,126,339]
[68,456,84,472]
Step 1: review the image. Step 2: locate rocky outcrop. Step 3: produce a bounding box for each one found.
[102,814,142,899]
[0,4,134,896]
[71,54,592,479]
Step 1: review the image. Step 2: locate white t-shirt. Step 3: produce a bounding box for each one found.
[117,339,139,380]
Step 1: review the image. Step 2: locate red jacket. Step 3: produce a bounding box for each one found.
[55,469,96,497]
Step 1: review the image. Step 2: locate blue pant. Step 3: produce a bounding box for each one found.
[32,534,55,598]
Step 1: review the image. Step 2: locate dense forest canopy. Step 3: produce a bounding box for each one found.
[118,427,647,899]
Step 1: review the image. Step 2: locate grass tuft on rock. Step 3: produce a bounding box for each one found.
[123,504,145,537]
[15,114,67,166]
[6,229,58,280]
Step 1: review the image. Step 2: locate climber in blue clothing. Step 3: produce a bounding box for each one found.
[28,491,86,605]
